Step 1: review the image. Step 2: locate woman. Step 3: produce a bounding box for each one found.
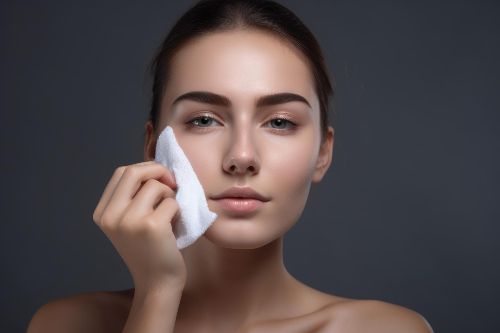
[27,1,433,332]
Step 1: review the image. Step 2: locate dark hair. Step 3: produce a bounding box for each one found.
[146,0,334,144]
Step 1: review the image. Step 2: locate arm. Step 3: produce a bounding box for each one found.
[26,284,185,333]
[122,284,184,333]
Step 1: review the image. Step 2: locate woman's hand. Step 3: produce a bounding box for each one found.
[92,161,187,293]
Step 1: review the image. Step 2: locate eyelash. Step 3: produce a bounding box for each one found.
[185,114,298,133]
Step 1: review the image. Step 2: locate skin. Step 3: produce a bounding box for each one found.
[26,30,433,333]
[144,29,336,331]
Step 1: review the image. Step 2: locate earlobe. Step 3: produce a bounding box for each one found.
[312,126,334,183]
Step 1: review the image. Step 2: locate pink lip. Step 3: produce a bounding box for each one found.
[213,198,265,214]
[211,186,271,202]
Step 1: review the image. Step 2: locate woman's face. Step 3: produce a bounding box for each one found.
[156,30,332,249]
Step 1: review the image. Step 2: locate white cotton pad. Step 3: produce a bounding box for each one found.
[154,125,218,249]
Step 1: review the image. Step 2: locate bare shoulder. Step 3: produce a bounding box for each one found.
[26,288,133,333]
[322,297,434,333]
[249,280,433,333]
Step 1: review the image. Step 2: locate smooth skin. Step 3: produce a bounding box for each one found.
[27,30,433,333]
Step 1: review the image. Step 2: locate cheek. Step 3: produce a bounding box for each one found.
[265,131,318,193]
[174,135,216,191]
[269,146,314,201]
[263,135,317,225]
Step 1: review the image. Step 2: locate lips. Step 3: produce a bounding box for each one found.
[210,186,271,202]
[212,198,265,214]
[210,186,270,215]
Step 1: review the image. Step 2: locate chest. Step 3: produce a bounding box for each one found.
[172,308,333,333]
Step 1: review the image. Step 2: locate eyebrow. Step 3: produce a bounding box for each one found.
[171,91,312,109]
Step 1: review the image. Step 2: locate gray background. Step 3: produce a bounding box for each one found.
[1,1,499,332]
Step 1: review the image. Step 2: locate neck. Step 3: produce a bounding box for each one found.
[177,235,298,325]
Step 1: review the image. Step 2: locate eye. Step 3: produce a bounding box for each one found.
[187,115,220,128]
[266,117,297,131]
[186,114,298,132]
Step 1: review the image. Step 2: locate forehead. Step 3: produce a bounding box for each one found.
[162,29,317,110]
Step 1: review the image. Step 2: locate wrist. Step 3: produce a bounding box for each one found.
[134,280,185,299]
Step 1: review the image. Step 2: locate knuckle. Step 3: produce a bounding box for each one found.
[142,216,157,228]
[164,197,180,210]
[92,206,99,222]
[131,216,157,234]
[163,184,177,197]
[145,178,176,196]
[122,165,140,178]
[120,212,155,232]
[144,178,160,188]
[115,165,127,174]
[120,211,139,228]
[118,219,139,234]
[99,210,115,229]
[113,165,127,179]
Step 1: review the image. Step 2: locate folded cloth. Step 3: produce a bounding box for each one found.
[154,125,218,249]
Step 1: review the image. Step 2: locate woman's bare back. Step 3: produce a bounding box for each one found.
[27,287,432,333]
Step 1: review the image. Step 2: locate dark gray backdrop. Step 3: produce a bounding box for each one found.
[1,1,499,332]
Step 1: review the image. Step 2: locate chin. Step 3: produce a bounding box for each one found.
[202,219,281,250]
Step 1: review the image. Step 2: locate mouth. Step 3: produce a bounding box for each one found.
[210,186,271,202]
[209,186,271,215]
[211,197,266,215]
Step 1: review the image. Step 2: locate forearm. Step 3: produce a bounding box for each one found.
[121,285,184,333]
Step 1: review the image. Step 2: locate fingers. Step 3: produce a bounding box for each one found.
[121,178,176,225]
[91,159,187,291]
[93,161,154,222]
[93,161,177,226]
[149,196,181,233]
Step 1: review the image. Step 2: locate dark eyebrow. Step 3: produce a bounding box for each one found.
[171,91,311,109]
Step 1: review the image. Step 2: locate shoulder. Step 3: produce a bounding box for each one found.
[26,289,133,333]
[324,298,434,333]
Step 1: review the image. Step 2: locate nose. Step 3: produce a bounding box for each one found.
[222,129,260,176]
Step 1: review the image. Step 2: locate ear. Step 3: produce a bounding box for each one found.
[312,126,335,183]
[144,121,157,161]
